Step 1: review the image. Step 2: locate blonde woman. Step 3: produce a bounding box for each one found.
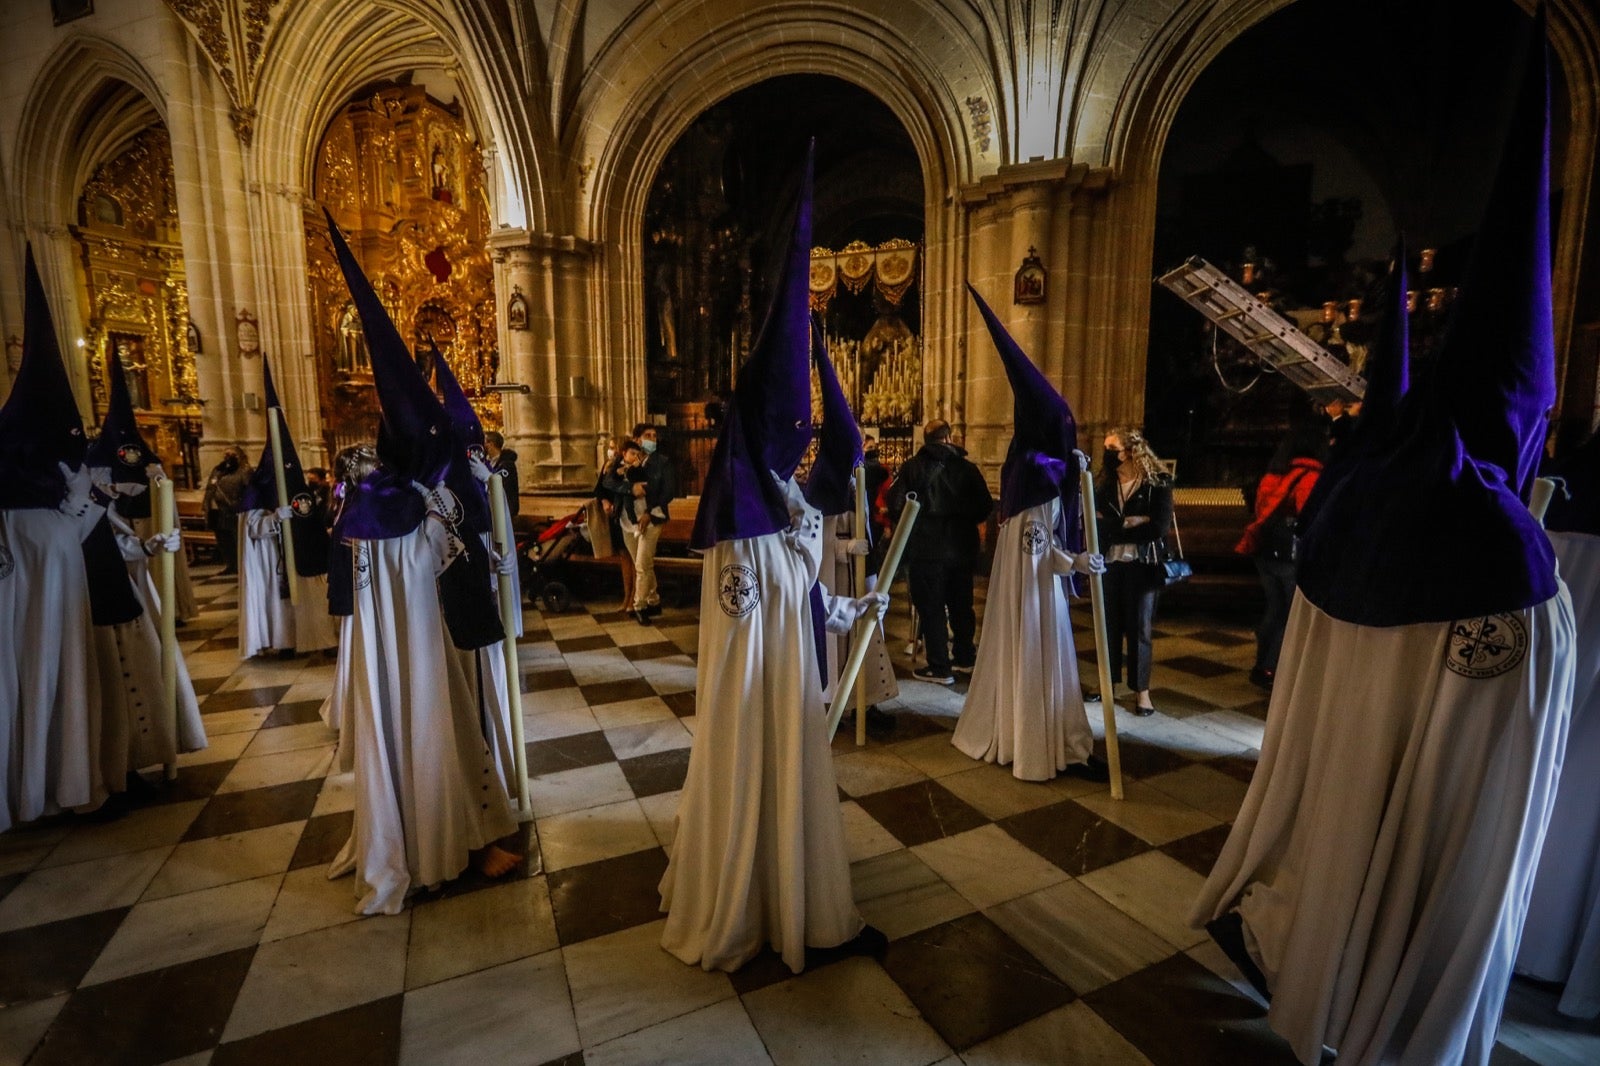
[1094,427,1174,716]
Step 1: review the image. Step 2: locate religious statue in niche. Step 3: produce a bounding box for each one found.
[236,309,261,357]
[1014,247,1046,305]
[187,320,202,356]
[431,142,451,203]
[507,287,529,331]
[653,263,679,362]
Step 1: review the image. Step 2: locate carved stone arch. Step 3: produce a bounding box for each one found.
[251,0,543,232]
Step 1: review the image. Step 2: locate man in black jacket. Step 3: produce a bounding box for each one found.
[887,420,994,683]
[485,431,520,516]
[627,422,678,623]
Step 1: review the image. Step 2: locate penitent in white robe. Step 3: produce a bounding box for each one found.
[660,482,864,973]
[132,514,198,623]
[1192,589,1574,1066]
[1517,531,1600,1019]
[818,513,897,708]
[0,506,104,831]
[329,515,518,915]
[952,499,1093,781]
[92,511,207,790]
[238,510,338,658]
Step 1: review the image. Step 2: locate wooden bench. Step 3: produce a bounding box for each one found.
[559,513,704,607]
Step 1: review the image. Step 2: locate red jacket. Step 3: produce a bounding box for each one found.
[1236,459,1322,555]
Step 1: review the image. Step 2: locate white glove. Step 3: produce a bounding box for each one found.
[275,504,295,521]
[87,465,117,499]
[59,462,92,516]
[490,546,518,576]
[1071,551,1106,575]
[468,454,494,483]
[411,479,437,501]
[117,481,148,498]
[145,462,166,483]
[853,591,890,622]
[143,531,182,555]
[842,538,871,557]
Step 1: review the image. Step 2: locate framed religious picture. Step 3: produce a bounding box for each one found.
[1014,247,1046,305]
[236,309,261,358]
[507,287,529,331]
[187,320,202,356]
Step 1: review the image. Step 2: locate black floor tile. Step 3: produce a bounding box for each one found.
[854,780,990,847]
[999,799,1151,876]
[556,634,616,653]
[621,641,680,662]
[211,992,403,1066]
[1161,823,1236,879]
[1101,735,1195,780]
[1083,951,1298,1065]
[538,1053,586,1066]
[192,676,228,696]
[201,685,292,713]
[0,871,24,906]
[547,847,669,945]
[30,945,255,1066]
[662,691,696,717]
[579,677,657,707]
[1159,656,1240,680]
[881,912,1073,1050]
[617,748,691,798]
[525,668,577,693]
[142,760,236,806]
[1144,687,1220,718]
[526,731,617,777]
[1210,751,1261,785]
[182,779,324,842]
[289,810,354,871]
[0,907,130,1007]
[261,700,325,729]
[1185,630,1255,648]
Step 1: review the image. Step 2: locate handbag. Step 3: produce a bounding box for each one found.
[1162,507,1193,586]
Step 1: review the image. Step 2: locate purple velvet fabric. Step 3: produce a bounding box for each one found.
[803,326,862,518]
[428,342,494,537]
[691,144,817,551]
[240,357,309,513]
[0,246,86,510]
[1543,430,1600,538]
[325,212,449,541]
[1297,12,1558,625]
[967,285,1082,550]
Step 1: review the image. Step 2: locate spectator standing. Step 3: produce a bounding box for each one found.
[1236,423,1325,689]
[201,446,250,572]
[1095,427,1173,716]
[593,437,637,613]
[485,431,519,516]
[887,419,993,684]
[861,435,890,545]
[627,422,678,623]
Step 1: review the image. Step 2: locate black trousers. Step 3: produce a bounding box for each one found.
[1253,556,1297,674]
[1103,562,1162,691]
[907,557,976,673]
[211,512,238,572]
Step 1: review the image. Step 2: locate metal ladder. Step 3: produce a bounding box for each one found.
[1156,256,1367,403]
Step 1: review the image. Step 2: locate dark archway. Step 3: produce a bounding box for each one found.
[641,74,924,490]
[1146,0,1573,486]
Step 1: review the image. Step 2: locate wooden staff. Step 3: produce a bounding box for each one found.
[1079,464,1125,800]
[828,497,921,742]
[154,474,179,781]
[266,407,300,606]
[852,463,869,746]
[489,473,532,820]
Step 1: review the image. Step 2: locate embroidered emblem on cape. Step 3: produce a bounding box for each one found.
[718,564,760,618]
[1446,613,1528,680]
[0,543,13,579]
[116,444,145,468]
[1022,519,1049,556]
[353,543,372,591]
[290,492,315,518]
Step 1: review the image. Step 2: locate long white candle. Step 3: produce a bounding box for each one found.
[1079,465,1124,800]
[155,475,179,781]
[266,408,300,606]
[828,497,920,742]
[490,474,532,819]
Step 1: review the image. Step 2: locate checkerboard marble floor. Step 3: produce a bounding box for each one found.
[1,566,1595,1065]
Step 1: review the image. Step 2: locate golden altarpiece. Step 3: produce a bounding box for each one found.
[303,83,498,455]
[72,126,203,485]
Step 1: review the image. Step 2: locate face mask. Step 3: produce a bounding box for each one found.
[1102,449,1120,469]
[640,439,657,455]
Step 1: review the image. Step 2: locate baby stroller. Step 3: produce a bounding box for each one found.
[518,508,584,613]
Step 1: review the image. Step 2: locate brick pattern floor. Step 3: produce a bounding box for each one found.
[0,566,1592,1065]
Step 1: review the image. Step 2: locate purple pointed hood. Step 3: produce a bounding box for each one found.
[803,324,862,518]
[325,211,451,540]
[1297,10,1558,626]
[691,142,817,549]
[429,341,493,536]
[967,285,1080,525]
[0,246,86,509]
[239,356,310,513]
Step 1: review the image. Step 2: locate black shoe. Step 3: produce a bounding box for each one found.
[1131,703,1157,718]
[912,667,955,685]
[643,604,663,619]
[1205,912,1272,1002]
[951,661,975,676]
[635,610,652,626]
[864,706,896,737]
[1249,668,1274,691]
[1063,754,1111,782]
[1083,691,1102,704]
